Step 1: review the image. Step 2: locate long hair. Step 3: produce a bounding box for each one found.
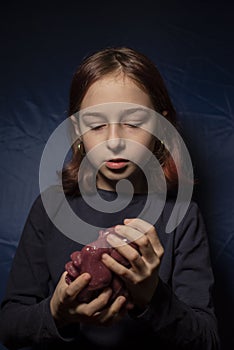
[62,46,179,196]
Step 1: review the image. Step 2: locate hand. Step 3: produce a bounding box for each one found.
[101,218,164,308]
[50,271,128,328]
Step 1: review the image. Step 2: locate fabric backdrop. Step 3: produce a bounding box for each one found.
[0,2,233,349]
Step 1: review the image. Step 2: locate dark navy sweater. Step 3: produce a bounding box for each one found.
[0,187,220,349]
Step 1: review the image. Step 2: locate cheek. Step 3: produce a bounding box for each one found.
[82,136,98,153]
[148,138,156,152]
[82,140,107,168]
[124,139,155,167]
[83,142,94,153]
[136,134,155,152]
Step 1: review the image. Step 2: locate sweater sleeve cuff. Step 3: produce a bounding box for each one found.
[42,297,79,342]
[129,277,183,326]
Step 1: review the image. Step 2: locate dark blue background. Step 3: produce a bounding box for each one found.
[0,1,233,349]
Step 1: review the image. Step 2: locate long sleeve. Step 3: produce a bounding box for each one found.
[130,202,220,349]
[0,196,79,349]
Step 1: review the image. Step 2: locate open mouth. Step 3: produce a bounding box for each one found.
[105,158,129,170]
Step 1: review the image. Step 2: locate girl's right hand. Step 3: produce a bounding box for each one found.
[50,271,128,328]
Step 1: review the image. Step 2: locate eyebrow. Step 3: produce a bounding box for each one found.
[81,112,104,118]
[80,107,149,119]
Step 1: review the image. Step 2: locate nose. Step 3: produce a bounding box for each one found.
[106,124,125,152]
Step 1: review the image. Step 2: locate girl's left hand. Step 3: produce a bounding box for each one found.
[101,218,164,309]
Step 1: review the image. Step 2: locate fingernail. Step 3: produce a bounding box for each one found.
[125,218,133,223]
[101,253,108,260]
[118,296,126,304]
[83,273,91,281]
[103,287,112,295]
[114,225,121,232]
[107,233,119,242]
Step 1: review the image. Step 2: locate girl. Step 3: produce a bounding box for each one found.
[0,47,220,349]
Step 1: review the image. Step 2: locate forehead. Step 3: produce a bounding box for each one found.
[80,74,153,109]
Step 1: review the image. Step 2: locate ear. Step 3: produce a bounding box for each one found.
[70,114,81,136]
[162,110,168,117]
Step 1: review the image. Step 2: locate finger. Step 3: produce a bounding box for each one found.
[134,234,158,263]
[113,225,157,263]
[124,218,153,234]
[124,218,164,258]
[102,251,142,282]
[64,272,91,301]
[106,234,145,268]
[145,226,164,259]
[114,224,143,243]
[77,288,112,316]
[96,295,127,324]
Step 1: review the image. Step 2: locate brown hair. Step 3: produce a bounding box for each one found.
[62,46,179,196]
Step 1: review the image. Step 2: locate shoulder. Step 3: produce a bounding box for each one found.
[35,185,76,213]
[27,185,69,223]
[167,197,208,249]
[22,186,82,241]
[160,196,202,229]
[157,196,207,243]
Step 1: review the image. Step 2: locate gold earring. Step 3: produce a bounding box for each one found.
[77,142,85,156]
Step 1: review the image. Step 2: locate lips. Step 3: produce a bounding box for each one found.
[105,158,129,170]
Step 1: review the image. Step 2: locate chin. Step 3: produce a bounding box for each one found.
[98,167,139,188]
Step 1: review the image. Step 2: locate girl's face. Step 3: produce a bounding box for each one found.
[77,74,156,192]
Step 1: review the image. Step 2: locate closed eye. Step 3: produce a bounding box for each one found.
[90,124,107,130]
[123,122,142,128]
